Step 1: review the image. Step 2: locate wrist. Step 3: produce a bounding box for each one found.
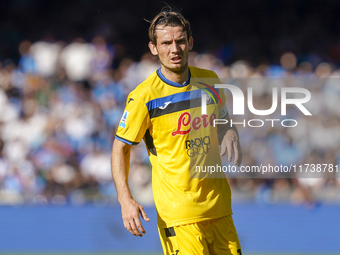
[118,192,133,204]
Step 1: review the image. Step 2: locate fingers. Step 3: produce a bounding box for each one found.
[122,204,150,237]
[220,141,227,156]
[227,139,233,162]
[135,215,146,235]
[220,138,233,161]
[124,217,143,237]
[123,217,141,237]
[139,206,150,222]
[220,132,242,166]
[233,141,241,166]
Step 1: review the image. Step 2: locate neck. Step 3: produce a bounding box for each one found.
[160,65,189,85]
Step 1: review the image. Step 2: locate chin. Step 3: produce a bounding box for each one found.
[168,63,187,73]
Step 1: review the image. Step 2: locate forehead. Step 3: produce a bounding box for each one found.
[155,25,187,41]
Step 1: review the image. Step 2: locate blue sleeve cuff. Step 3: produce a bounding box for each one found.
[115,135,139,145]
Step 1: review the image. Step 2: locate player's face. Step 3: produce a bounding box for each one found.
[149,25,193,74]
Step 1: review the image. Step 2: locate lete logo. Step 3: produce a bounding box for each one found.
[172,112,216,136]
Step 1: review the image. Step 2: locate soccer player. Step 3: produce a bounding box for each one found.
[111,9,243,255]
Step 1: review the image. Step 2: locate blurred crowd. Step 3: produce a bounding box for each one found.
[0,37,158,206]
[0,38,339,207]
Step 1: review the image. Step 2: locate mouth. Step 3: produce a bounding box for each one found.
[170,56,182,64]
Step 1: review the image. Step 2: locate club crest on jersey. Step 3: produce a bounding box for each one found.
[119,110,129,128]
[202,90,211,104]
[171,112,216,136]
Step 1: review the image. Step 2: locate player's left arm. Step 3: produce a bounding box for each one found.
[215,82,242,166]
[217,113,242,166]
[212,72,242,166]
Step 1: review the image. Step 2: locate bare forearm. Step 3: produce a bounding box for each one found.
[111,139,150,236]
[111,140,132,202]
[217,115,240,144]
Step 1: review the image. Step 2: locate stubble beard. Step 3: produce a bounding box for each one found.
[161,60,188,75]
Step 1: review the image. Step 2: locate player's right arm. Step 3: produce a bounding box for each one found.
[111,134,150,237]
[111,92,151,236]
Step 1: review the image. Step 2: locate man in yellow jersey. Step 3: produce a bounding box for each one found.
[111,8,243,255]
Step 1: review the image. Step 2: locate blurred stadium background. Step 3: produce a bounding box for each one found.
[0,0,340,254]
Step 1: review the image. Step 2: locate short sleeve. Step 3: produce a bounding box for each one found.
[115,93,150,145]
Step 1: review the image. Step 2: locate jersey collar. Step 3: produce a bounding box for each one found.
[157,67,191,87]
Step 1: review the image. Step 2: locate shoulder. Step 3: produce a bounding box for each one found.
[128,70,159,103]
[189,66,219,78]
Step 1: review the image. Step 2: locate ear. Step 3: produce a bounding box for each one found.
[188,37,194,51]
[148,41,158,56]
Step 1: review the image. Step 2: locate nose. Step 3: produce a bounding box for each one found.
[170,41,180,53]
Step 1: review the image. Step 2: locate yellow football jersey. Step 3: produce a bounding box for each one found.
[115,66,232,227]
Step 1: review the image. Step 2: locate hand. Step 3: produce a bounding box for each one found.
[220,128,242,166]
[120,197,150,237]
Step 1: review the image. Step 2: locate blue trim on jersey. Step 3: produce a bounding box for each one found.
[146,90,198,111]
[146,87,220,111]
[115,135,139,145]
[156,68,191,87]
